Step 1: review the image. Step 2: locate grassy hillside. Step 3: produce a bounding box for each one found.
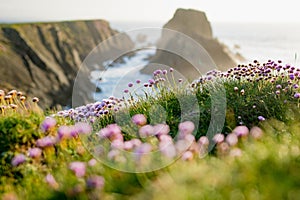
[1,60,300,199]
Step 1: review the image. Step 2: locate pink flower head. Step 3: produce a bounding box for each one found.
[124,141,134,150]
[74,122,92,135]
[57,125,71,139]
[159,141,176,158]
[36,136,57,148]
[198,136,209,147]
[107,124,123,141]
[181,151,193,161]
[132,114,147,126]
[178,121,195,136]
[28,148,42,158]
[134,143,152,160]
[45,173,59,189]
[40,117,56,132]
[139,125,154,138]
[225,133,238,146]
[212,133,225,144]
[232,126,249,137]
[250,126,264,140]
[88,158,97,167]
[11,154,26,166]
[153,124,170,136]
[69,161,86,178]
[86,175,105,189]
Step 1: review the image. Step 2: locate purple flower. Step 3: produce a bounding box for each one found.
[128,82,133,87]
[124,89,129,93]
[69,161,86,178]
[258,116,266,121]
[178,79,183,83]
[40,117,56,132]
[28,148,42,158]
[36,136,56,148]
[294,93,300,98]
[132,114,147,126]
[57,125,71,139]
[232,126,249,137]
[148,79,155,84]
[290,74,295,80]
[45,173,59,189]
[169,68,174,72]
[139,125,154,138]
[136,79,141,84]
[86,175,105,189]
[162,70,167,75]
[11,154,26,166]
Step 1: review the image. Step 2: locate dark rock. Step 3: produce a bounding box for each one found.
[142,9,245,79]
[95,86,102,93]
[0,20,134,108]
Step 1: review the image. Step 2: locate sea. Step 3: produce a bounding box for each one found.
[91,21,300,101]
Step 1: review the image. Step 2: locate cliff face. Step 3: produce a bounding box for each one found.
[144,9,244,79]
[0,20,134,108]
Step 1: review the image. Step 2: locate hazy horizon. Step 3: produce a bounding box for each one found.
[1,0,300,24]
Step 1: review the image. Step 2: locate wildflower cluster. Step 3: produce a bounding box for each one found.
[0,89,40,114]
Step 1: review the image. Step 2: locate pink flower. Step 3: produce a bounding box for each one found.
[198,136,209,147]
[69,162,86,178]
[36,136,57,148]
[40,117,56,132]
[232,126,249,137]
[45,173,59,189]
[250,126,264,140]
[226,133,238,146]
[28,148,42,158]
[57,125,71,139]
[212,133,225,144]
[124,141,134,150]
[11,154,26,166]
[159,141,176,158]
[139,125,154,138]
[181,151,193,161]
[86,175,105,189]
[178,121,195,139]
[74,122,92,135]
[88,158,97,167]
[132,114,147,126]
[153,124,170,136]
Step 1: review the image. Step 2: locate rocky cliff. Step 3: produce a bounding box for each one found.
[0,20,134,108]
[143,9,244,79]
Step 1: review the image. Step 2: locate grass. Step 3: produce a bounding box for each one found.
[1,60,300,199]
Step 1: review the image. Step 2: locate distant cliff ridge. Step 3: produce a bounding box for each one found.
[0,20,134,108]
[143,9,244,78]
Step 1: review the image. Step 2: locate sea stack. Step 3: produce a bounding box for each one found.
[143,8,244,79]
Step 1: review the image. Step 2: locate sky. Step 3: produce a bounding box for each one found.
[0,0,300,23]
